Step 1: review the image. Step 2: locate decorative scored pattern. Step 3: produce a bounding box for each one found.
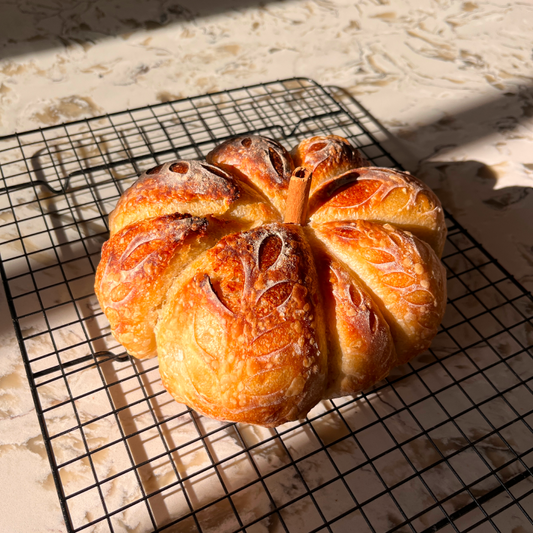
[1,78,532,533]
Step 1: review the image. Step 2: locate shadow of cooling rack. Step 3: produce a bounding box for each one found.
[1,78,533,533]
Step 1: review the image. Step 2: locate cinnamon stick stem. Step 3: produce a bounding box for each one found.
[284,167,313,225]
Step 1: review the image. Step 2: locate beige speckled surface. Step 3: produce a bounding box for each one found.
[1,1,533,532]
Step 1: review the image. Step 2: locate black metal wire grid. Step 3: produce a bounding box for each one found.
[1,78,532,533]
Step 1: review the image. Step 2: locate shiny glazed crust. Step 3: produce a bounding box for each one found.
[95,134,448,426]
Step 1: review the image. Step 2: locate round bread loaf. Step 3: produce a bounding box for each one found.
[95,134,447,427]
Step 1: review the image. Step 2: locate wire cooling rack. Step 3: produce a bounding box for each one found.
[1,78,532,533]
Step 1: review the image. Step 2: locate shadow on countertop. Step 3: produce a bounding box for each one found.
[328,83,533,172]
[0,0,288,61]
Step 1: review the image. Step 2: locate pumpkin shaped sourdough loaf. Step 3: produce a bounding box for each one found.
[95,134,447,427]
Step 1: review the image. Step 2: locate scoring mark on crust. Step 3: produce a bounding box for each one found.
[308,141,327,153]
[268,147,286,179]
[255,281,294,318]
[197,273,236,317]
[258,234,283,271]
[199,163,233,180]
[146,164,164,175]
[169,162,189,174]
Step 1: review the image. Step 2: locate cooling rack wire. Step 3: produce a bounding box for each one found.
[1,78,532,533]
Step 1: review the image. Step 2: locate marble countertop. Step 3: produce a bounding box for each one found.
[1,1,532,532]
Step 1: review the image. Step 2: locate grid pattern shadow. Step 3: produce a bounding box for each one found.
[1,78,532,533]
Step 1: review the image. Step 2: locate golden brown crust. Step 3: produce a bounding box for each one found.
[206,135,294,215]
[109,160,240,235]
[315,253,397,398]
[94,134,448,426]
[95,214,221,359]
[156,223,327,427]
[218,178,281,229]
[310,167,447,257]
[291,135,369,198]
[314,220,447,365]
